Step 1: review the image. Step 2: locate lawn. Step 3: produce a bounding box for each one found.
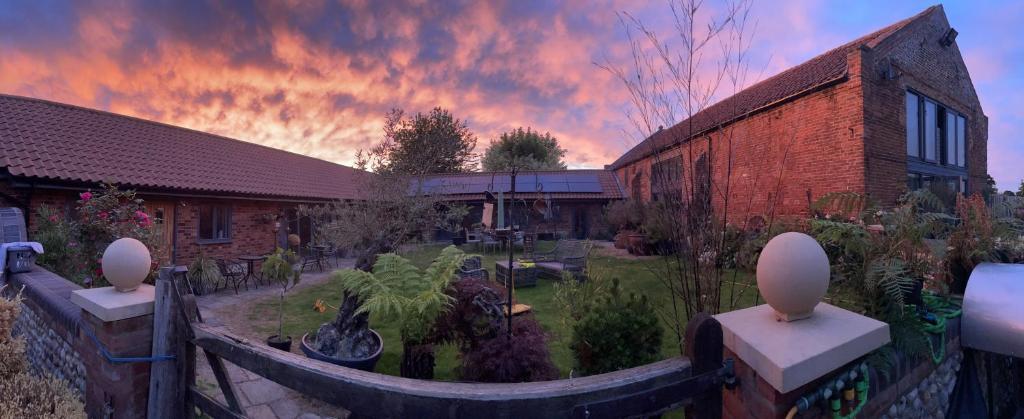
[247,241,762,380]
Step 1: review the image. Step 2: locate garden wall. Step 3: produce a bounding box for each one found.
[723,317,963,419]
[2,265,87,398]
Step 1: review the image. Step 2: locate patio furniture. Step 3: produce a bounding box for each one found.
[300,245,325,273]
[457,256,489,282]
[465,230,482,250]
[495,261,538,288]
[522,233,536,260]
[216,259,246,294]
[481,233,502,253]
[312,244,331,269]
[238,255,267,289]
[534,240,592,281]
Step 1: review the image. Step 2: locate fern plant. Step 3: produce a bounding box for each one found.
[810,190,949,359]
[332,245,468,378]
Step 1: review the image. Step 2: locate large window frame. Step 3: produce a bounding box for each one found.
[905,89,968,196]
[197,204,232,243]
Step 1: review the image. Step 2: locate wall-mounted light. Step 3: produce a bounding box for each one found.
[940,28,958,47]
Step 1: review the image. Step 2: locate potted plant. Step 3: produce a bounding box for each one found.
[438,203,470,246]
[262,248,300,352]
[303,246,468,378]
[186,248,223,296]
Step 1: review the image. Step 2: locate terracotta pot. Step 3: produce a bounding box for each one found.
[613,231,631,249]
[627,233,649,256]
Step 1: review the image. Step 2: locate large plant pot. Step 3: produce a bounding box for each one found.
[266,335,292,352]
[300,331,383,372]
[627,233,650,256]
[613,231,631,249]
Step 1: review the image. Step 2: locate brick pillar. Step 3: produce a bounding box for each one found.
[722,347,835,419]
[76,311,154,419]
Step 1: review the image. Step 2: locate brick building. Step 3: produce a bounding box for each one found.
[0,94,364,266]
[418,170,625,240]
[608,5,987,223]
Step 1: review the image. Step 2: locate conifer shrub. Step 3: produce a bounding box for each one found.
[569,279,663,375]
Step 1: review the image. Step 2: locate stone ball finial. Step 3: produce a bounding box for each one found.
[756,232,830,321]
[102,238,152,292]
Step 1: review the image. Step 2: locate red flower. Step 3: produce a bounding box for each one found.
[80,191,92,201]
[135,210,152,227]
[98,211,109,220]
[48,214,59,222]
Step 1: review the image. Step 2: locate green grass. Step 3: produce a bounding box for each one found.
[248,241,761,381]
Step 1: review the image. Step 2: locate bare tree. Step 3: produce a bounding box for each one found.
[602,0,794,352]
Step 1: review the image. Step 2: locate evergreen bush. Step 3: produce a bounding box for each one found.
[570,279,662,375]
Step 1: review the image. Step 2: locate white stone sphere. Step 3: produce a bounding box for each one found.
[102,238,152,292]
[756,232,830,321]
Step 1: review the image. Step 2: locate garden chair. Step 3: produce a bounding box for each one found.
[465,230,482,250]
[457,256,489,282]
[300,245,324,273]
[481,233,502,254]
[534,240,593,281]
[522,233,536,260]
[216,259,246,294]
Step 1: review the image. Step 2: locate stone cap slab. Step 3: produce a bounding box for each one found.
[715,303,890,393]
[71,284,155,322]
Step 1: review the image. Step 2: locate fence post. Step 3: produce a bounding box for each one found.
[684,312,723,419]
[148,267,181,419]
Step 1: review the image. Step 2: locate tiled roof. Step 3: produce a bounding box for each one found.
[608,6,936,170]
[421,169,626,201]
[0,94,364,200]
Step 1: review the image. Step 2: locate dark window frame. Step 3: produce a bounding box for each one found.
[905,89,968,195]
[197,204,233,244]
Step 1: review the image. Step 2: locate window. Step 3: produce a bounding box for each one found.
[956,115,966,167]
[905,90,968,199]
[924,100,937,161]
[906,92,919,157]
[651,156,682,201]
[198,204,231,242]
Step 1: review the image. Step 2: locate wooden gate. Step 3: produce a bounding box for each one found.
[149,268,733,419]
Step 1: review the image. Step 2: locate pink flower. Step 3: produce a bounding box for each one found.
[48,214,59,222]
[98,211,109,220]
[80,191,92,201]
[135,210,152,227]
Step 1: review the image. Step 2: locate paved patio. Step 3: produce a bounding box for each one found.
[193,259,354,419]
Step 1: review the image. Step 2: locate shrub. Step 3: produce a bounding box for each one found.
[0,288,85,418]
[458,315,558,383]
[434,278,505,352]
[570,279,662,375]
[34,183,159,287]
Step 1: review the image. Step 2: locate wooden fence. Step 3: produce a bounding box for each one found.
[149,268,732,419]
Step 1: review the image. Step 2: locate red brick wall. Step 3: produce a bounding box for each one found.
[173,198,286,265]
[15,185,290,266]
[861,7,988,204]
[615,49,868,225]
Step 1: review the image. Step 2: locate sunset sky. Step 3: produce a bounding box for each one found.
[1,1,1021,190]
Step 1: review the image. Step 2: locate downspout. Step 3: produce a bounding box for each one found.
[171,201,179,265]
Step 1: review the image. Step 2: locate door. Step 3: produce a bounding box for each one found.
[145,201,175,266]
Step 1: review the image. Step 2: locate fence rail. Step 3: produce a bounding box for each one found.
[151,268,730,419]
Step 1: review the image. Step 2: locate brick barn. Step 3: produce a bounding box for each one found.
[0,94,364,266]
[608,5,987,223]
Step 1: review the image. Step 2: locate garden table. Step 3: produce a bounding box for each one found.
[495,261,538,288]
[238,255,267,289]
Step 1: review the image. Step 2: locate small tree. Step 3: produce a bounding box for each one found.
[369,107,478,175]
[263,248,301,346]
[570,279,663,375]
[330,246,468,379]
[1018,179,1024,197]
[481,128,567,171]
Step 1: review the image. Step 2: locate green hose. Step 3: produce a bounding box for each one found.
[919,293,962,364]
[832,369,870,419]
